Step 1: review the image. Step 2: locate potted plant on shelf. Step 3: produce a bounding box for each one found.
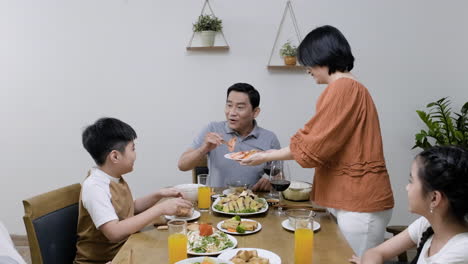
[279,41,298,66]
[193,14,223,47]
[413,97,468,150]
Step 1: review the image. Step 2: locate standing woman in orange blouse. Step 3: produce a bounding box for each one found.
[241,25,394,256]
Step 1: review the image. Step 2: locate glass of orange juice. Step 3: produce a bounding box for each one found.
[197,174,211,211]
[168,220,187,264]
[294,216,314,264]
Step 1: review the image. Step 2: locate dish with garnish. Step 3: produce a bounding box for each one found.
[187,223,237,255]
[217,216,262,235]
[219,248,281,264]
[212,190,268,215]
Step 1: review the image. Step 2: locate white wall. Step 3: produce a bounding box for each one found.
[1,0,467,234]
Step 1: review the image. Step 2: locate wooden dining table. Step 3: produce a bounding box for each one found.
[112,189,354,264]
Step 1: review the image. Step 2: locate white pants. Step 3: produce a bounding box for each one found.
[328,208,393,257]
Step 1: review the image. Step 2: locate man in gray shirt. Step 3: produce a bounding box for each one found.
[178,83,280,191]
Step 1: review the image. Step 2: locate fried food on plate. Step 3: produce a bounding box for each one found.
[229,149,260,160]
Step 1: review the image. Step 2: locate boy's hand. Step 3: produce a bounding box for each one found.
[156,198,193,216]
[156,188,183,198]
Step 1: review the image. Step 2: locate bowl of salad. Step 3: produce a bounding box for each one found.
[175,256,233,264]
[187,223,237,256]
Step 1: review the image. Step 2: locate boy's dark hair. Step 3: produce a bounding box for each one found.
[226,83,260,109]
[82,117,137,166]
[297,25,355,75]
[411,145,468,264]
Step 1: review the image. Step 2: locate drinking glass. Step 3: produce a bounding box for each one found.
[168,220,187,264]
[263,161,276,200]
[197,174,211,211]
[294,215,314,264]
[269,161,291,215]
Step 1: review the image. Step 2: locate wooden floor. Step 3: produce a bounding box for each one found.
[11,235,31,264]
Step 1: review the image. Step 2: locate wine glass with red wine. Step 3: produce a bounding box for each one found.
[269,161,291,215]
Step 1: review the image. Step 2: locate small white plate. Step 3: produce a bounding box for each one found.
[217,219,262,235]
[188,234,237,256]
[165,210,201,222]
[218,248,281,264]
[212,197,268,216]
[175,257,233,264]
[281,219,321,232]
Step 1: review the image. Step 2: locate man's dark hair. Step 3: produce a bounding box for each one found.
[82,117,137,166]
[226,83,260,109]
[298,25,355,75]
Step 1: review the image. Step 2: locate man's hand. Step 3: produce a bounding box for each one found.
[201,132,224,153]
[154,198,193,216]
[251,177,271,192]
[156,188,183,199]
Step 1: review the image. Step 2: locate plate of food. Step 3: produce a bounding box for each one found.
[165,210,201,222]
[217,216,262,235]
[212,190,268,216]
[218,248,281,264]
[187,223,237,256]
[224,150,260,161]
[175,256,233,264]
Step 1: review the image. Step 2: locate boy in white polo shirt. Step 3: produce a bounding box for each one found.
[74,117,192,264]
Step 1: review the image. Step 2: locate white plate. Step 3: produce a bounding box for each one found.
[216,219,262,235]
[165,210,201,222]
[188,234,237,256]
[281,219,321,232]
[218,248,281,264]
[175,257,233,264]
[212,197,269,216]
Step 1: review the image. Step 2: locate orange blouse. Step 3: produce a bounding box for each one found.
[290,78,394,212]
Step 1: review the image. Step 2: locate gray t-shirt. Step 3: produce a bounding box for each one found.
[192,121,281,187]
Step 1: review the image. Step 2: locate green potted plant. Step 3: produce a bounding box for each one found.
[279,41,298,66]
[413,97,468,150]
[193,14,223,47]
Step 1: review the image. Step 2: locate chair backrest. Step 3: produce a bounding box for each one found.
[23,183,81,264]
[192,156,208,184]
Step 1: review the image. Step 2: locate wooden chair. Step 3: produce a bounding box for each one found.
[191,156,208,184]
[23,183,81,264]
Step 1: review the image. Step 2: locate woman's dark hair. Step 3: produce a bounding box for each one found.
[227,83,260,109]
[82,117,137,165]
[410,145,468,264]
[297,25,354,74]
[410,227,434,264]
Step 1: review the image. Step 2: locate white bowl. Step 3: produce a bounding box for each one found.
[174,183,201,202]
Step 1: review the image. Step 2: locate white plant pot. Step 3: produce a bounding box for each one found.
[200,31,216,47]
